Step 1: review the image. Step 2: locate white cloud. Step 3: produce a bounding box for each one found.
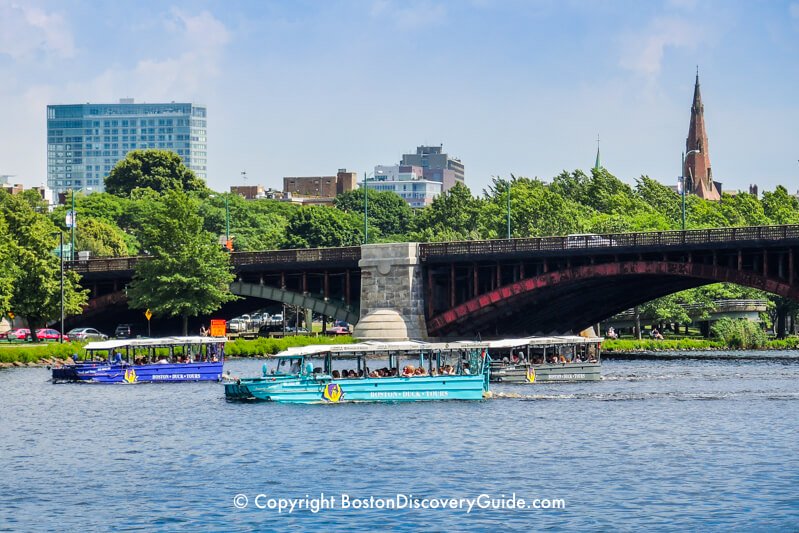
[618,16,702,78]
[369,0,446,30]
[64,9,231,101]
[0,1,75,60]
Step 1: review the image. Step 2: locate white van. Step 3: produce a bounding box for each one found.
[566,234,615,248]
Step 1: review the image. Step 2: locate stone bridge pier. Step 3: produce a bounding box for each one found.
[353,243,428,341]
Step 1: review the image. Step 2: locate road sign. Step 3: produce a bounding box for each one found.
[210,319,226,337]
[145,309,152,321]
[65,210,75,228]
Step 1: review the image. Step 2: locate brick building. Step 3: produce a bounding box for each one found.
[283,169,357,198]
[685,71,722,201]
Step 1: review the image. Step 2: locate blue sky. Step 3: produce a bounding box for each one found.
[1,0,798,196]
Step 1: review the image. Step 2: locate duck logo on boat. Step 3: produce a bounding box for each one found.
[322,383,343,403]
[526,368,536,383]
[123,368,138,384]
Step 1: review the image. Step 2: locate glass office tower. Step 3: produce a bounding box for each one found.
[46,99,206,200]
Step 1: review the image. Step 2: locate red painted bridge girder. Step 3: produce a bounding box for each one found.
[427,260,799,335]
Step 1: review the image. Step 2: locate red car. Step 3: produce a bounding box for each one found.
[5,328,31,341]
[35,328,69,341]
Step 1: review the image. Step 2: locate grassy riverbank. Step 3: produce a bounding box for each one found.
[603,337,799,351]
[0,335,356,365]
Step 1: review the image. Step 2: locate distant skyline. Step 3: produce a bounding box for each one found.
[1,0,798,196]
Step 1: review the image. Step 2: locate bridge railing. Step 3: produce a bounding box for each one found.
[419,224,799,258]
[66,246,362,273]
[609,299,769,320]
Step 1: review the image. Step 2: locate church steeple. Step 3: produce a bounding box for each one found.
[594,134,601,171]
[685,67,720,201]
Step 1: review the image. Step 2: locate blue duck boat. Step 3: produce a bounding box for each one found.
[51,336,227,384]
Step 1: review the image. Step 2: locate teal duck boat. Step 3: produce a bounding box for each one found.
[225,340,492,403]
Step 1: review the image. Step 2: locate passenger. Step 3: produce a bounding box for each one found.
[462,362,470,375]
[332,370,341,379]
[414,367,427,376]
[402,365,415,377]
[348,369,357,378]
[369,370,379,378]
[573,354,583,363]
[559,354,567,364]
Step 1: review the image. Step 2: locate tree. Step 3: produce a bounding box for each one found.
[410,183,484,241]
[0,191,87,340]
[0,214,15,315]
[76,218,129,257]
[335,189,414,239]
[104,149,207,197]
[280,206,363,249]
[762,185,799,224]
[126,189,236,334]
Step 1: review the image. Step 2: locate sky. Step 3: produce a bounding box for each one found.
[1,0,798,196]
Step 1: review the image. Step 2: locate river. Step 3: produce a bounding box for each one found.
[1,352,797,532]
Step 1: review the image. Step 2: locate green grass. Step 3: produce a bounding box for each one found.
[0,335,357,363]
[603,337,799,351]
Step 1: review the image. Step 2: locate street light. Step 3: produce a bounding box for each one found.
[505,179,512,239]
[52,231,64,343]
[681,149,701,230]
[67,187,92,261]
[362,169,384,245]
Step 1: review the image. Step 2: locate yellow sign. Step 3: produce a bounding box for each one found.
[526,368,536,383]
[124,368,138,384]
[7,311,14,319]
[145,309,152,321]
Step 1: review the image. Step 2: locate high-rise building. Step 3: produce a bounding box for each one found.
[46,99,207,200]
[400,145,464,190]
[684,71,721,200]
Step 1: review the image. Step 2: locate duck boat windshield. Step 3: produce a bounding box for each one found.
[51,336,227,384]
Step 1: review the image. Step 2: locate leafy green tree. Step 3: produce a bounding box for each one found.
[76,218,129,257]
[634,176,681,227]
[0,214,15,315]
[200,195,294,251]
[410,183,484,241]
[762,185,799,224]
[280,206,364,249]
[127,189,236,334]
[0,191,87,340]
[482,177,587,237]
[335,189,414,239]
[104,149,207,197]
[718,192,769,226]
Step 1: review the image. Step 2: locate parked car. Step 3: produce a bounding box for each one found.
[67,327,109,341]
[566,234,616,249]
[35,328,69,341]
[258,323,284,337]
[328,326,351,335]
[226,319,247,333]
[5,328,31,341]
[114,324,134,339]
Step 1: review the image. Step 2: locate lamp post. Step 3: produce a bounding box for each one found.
[681,149,701,230]
[52,231,64,343]
[69,189,75,261]
[224,194,230,244]
[506,179,512,239]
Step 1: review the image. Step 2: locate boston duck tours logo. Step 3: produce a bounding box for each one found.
[322,383,343,403]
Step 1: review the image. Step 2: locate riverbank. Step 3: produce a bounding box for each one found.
[602,337,799,352]
[0,335,356,366]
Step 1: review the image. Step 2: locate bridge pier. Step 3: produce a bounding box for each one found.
[353,243,428,341]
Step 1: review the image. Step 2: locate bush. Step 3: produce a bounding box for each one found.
[602,338,722,351]
[0,342,85,364]
[711,318,768,349]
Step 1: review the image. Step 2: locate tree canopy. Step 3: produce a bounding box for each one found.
[104,149,207,197]
[126,189,236,334]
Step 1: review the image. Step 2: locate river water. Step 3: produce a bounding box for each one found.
[1,352,797,532]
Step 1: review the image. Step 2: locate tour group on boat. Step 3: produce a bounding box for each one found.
[50,331,602,404]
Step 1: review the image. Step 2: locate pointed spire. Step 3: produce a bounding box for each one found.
[692,65,702,112]
[594,134,601,171]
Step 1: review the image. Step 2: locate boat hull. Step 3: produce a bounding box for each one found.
[52,362,223,383]
[491,363,601,383]
[225,374,488,403]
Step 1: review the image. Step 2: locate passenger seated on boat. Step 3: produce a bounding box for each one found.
[157,357,169,364]
[414,367,427,376]
[332,370,341,379]
[502,356,510,364]
[462,362,471,375]
[588,355,598,363]
[369,370,379,378]
[573,354,583,363]
[314,367,323,374]
[402,365,415,377]
[348,370,357,378]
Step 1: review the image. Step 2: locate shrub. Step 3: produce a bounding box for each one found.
[711,318,768,349]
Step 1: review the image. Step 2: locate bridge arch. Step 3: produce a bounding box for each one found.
[427,260,799,336]
[230,282,359,325]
